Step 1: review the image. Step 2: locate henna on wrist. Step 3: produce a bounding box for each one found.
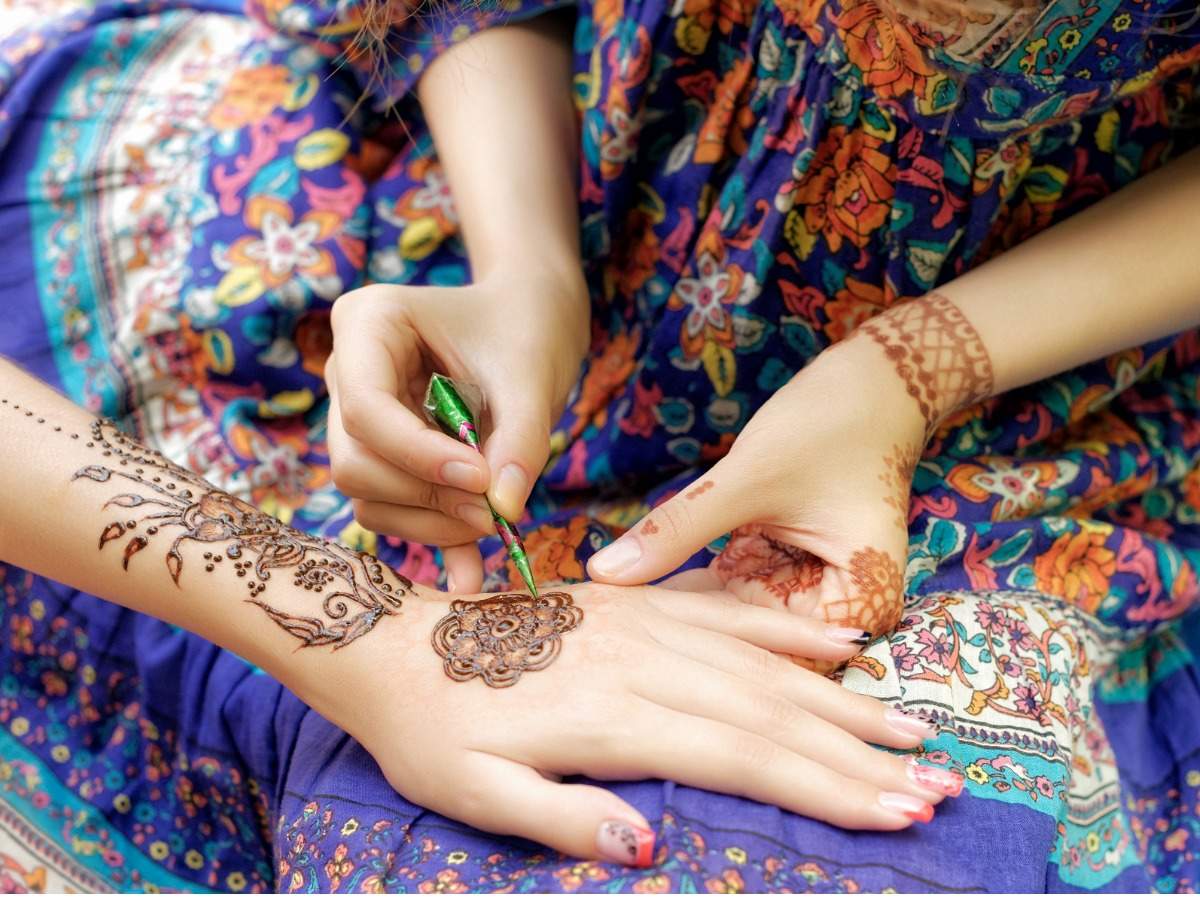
[859,292,994,435]
[5,402,412,649]
[431,592,583,688]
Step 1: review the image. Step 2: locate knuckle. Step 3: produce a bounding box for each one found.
[351,499,383,533]
[418,479,442,512]
[329,455,363,496]
[338,391,370,439]
[752,691,799,734]
[739,645,782,684]
[733,732,778,772]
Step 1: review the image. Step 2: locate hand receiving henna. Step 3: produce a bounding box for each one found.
[309,581,960,868]
[588,294,994,666]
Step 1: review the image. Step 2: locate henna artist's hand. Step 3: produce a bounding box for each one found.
[587,294,994,663]
[303,581,960,867]
[326,270,588,590]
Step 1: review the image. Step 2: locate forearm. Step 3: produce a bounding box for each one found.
[848,147,1200,435]
[417,12,581,286]
[0,358,420,702]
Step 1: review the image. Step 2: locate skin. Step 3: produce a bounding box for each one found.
[0,357,954,868]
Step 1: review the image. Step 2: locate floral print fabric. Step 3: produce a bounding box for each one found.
[0,0,1199,891]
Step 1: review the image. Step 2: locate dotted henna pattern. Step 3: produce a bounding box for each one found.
[860,292,994,434]
[821,547,904,638]
[431,593,583,688]
[880,442,921,531]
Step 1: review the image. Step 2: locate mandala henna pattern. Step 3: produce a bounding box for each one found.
[860,292,994,434]
[431,593,583,688]
[821,547,904,637]
[61,416,410,648]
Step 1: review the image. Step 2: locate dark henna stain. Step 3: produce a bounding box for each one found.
[685,479,715,500]
[860,292,994,435]
[641,519,659,535]
[0,408,415,650]
[431,592,583,688]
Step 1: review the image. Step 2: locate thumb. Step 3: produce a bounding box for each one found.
[588,461,750,585]
[481,382,552,522]
[449,754,656,867]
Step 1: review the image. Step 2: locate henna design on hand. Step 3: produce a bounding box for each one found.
[2,403,413,650]
[714,525,825,605]
[431,593,583,688]
[685,480,714,500]
[880,442,921,531]
[859,292,994,434]
[822,547,904,637]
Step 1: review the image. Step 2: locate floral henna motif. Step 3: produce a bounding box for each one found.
[714,525,825,606]
[62,417,410,648]
[880,442,921,531]
[822,547,904,637]
[860,292,994,434]
[431,593,583,688]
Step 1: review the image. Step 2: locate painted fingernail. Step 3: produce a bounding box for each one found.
[590,538,642,578]
[494,463,528,516]
[825,626,872,647]
[596,819,655,867]
[884,709,938,741]
[907,760,964,797]
[456,502,494,534]
[442,460,483,492]
[878,792,934,823]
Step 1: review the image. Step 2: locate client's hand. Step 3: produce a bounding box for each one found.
[301,581,961,868]
[587,330,930,656]
[326,269,589,592]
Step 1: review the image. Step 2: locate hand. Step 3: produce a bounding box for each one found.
[326,268,589,590]
[295,581,961,866]
[587,334,927,662]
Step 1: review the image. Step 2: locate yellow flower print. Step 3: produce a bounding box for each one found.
[675,15,711,55]
[965,764,990,784]
[226,871,247,891]
[11,717,29,737]
[114,794,131,814]
[446,851,468,864]
[185,849,204,870]
[1112,12,1131,31]
[341,818,359,836]
[725,847,747,864]
[51,745,70,763]
[1085,832,1101,853]
[1187,770,1200,788]
[30,600,44,620]
[1059,28,1082,50]
[0,763,11,781]
[149,841,169,861]
[290,871,304,891]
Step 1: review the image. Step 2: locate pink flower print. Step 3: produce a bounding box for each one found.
[675,252,732,340]
[915,628,954,668]
[243,209,323,278]
[1013,684,1041,715]
[1035,775,1054,798]
[975,601,1005,631]
[1007,617,1035,650]
[998,654,1022,677]
[891,642,919,674]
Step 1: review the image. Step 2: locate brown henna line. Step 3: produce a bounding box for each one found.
[859,292,994,436]
[880,442,921,531]
[821,547,904,637]
[685,479,715,500]
[5,404,412,650]
[430,593,583,688]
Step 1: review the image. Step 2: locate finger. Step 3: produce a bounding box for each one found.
[635,649,957,803]
[644,588,872,661]
[587,460,752,585]
[624,708,933,830]
[438,752,657,867]
[443,542,484,594]
[649,617,942,752]
[352,499,487,547]
[330,317,489,493]
[656,567,723,592]
[480,385,552,522]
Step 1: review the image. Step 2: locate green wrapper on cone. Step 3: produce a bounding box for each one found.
[423,374,539,597]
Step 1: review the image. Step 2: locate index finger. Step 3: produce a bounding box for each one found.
[330,321,489,493]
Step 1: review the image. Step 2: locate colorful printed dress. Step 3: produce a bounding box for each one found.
[1,0,1199,891]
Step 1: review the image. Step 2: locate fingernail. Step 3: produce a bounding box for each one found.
[596,819,655,867]
[885,709,938,741]
[456,502,494,534]
[494,463,528,516]
[590,537,642,578]
[878,792,934,823]
[907,760,964,797]
[825,626,872,647]
[442,460,483,492]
